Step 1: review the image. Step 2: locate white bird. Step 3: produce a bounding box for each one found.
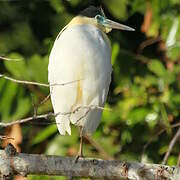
[48,6,134,158]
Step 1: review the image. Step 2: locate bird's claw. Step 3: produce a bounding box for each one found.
[74,153,84,163]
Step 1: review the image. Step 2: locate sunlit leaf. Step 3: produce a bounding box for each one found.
[148,59,166,77]
[4,53,28,79]
[104,0,128,20]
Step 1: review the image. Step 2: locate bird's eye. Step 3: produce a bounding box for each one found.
[95,14,103,22]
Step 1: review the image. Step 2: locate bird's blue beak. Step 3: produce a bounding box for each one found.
[103,18,135,31]
[95,15,135,31]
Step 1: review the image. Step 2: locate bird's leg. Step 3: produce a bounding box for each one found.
[75,126,84,163]
[79,128,83,157]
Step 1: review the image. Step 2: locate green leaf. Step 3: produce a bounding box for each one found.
[111,42,120,65]
[46,127,78,155]
[121,130,132,145]
[48,0,64,13]
[28,55,48,83]
[167,156,177,166]
[127,107,150,125]
[131,0,146,14]
[172,94,180,105]
[96,136,120,155]
[68,0,81,7]
[104,0,128,20]
[160,103,171,133]
[167,45,180,61]
[11,97,31,120]
[148,59,166,77]
[32,124,57,145]
[0,81,18,121]
[4,53,28,79]
[0,80,31,121]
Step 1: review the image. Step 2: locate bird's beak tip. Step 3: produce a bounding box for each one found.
[103,18,135,32]
[128,27,135,31]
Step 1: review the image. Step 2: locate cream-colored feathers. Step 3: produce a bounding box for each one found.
[48,17,112,135]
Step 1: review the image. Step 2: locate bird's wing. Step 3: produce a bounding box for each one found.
[48,25,112,135]
[48,26,85,135]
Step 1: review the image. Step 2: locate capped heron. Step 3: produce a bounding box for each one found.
[48,6,134,158]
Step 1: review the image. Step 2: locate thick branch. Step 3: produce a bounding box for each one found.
[0,146,179,179]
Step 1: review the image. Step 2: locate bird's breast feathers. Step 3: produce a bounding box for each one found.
[48,24,112,135]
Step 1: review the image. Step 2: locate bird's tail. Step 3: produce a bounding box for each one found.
[55,115,71,135]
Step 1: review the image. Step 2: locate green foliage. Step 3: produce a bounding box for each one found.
[148,60,166,77]
[104,0,129,20]
[31,125,57,145]
[0,1,180,179]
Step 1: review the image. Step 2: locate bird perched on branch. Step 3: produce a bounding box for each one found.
[48,6,134,158]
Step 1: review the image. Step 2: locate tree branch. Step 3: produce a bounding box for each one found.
[0,56,21,61]
[0,73,49,87]
[162,127,180,165]
[0,106,110,127]
[137,37,161,54]
[0,144,179,179]
[141,121,180,161]
[0,73,82,87]
[0,113,55,127]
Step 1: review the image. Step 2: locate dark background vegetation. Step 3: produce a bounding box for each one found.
[0,0,180,179]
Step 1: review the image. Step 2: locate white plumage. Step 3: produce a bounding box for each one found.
[48,23,112,135]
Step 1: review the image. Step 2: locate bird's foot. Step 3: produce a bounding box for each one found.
[74,153,84,163]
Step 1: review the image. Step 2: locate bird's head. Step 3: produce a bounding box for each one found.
[69,6,135,33]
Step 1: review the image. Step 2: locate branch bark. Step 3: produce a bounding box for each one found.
[0,144,179,180]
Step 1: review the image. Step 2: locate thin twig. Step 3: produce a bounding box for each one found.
[0,73,49,87]
[137,37,161,54]
[0,113,55,127]
[31,94,38,118]
[50,79,84,87]
[162,127,180,165]
[0,105,109,127]
[141,121,180,161]
[0,56,22,61]
[74,105,111,125]
[81,105,111,111]
[0,73,82,87]
[38,93,51,106]
[74,109,91,125]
